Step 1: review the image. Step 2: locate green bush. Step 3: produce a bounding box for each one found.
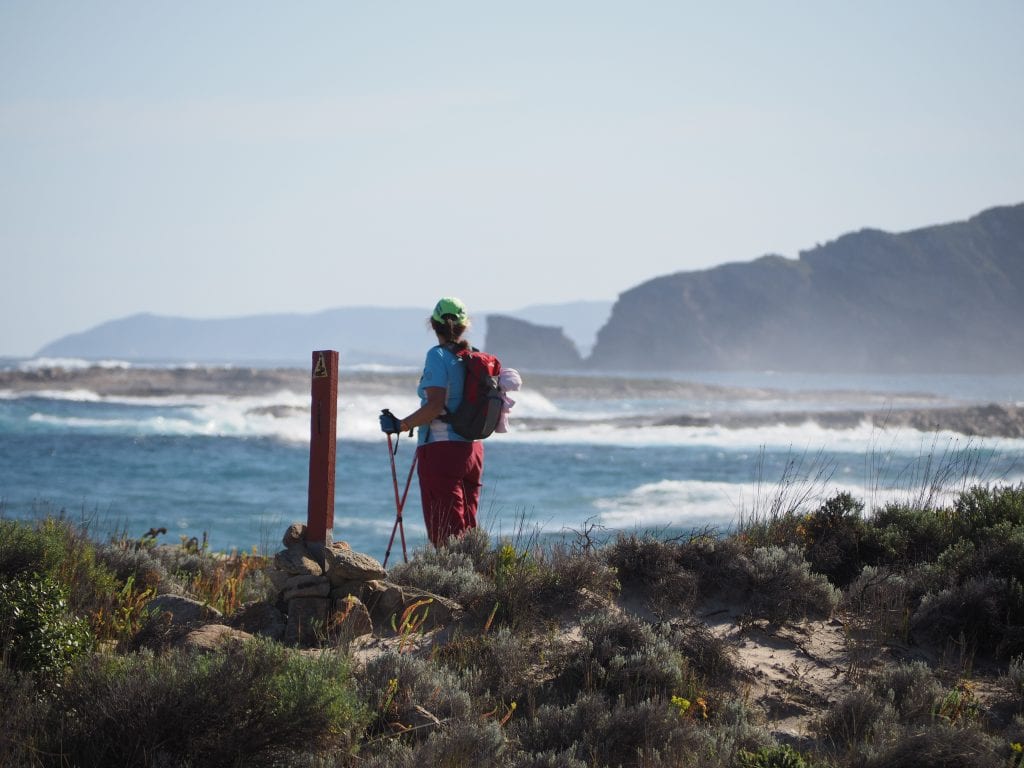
[946,483,1024,542]
[52,638,366,768]
[861,503,949,566]
[910,576,1024,658]
[800,492,869,587]
[935,521,1024,583]
[0,572,94,675]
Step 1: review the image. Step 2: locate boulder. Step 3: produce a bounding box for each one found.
[363,581,406,626]
[181,624,254,652]
[145,594,222,628]
[363,581,463,632]
[329,596,374,640]
[228,601,286,641]
[283,578,331,602]
[274,542,323,577]
[282,522,306,547]
[325,547,386,583]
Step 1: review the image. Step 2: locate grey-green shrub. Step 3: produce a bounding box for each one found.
[860,723,1003,768]
[358,651,473,741]
[389,548,493,611]
[557,613,691,703]
[513,692,703,768]
[745,545,840,623]
[815,688,896,750]
[870,661,944,725]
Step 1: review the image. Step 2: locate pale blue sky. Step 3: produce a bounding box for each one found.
[2,1,1021,355]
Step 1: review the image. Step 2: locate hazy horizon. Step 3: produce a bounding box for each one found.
[3,2,1022,355]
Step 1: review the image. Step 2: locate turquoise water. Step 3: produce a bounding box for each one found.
[2,361,1022,563]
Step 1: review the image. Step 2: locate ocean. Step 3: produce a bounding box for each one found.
[2,357,1023,564]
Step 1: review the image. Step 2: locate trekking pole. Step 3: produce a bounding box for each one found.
[383,424,418,567]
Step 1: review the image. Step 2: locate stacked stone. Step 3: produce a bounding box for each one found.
[268,523,461,646]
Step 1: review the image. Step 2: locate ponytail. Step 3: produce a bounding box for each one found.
[430,315,470,351]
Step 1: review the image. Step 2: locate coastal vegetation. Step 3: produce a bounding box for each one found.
[3,482,1024,767]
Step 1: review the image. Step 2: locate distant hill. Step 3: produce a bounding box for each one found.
[588,204,1024,373]
[36,302,613,367]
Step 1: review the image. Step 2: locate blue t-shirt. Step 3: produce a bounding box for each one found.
[417,345,469,444]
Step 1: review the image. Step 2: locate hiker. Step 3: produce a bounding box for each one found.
[379,297,485,547]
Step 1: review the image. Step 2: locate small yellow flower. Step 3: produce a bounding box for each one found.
[670,695,691,717]
[1011,741,1023,753]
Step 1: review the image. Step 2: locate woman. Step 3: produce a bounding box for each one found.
[379,297,483,547]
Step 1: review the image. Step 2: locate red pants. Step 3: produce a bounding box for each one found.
[416,440,483,547]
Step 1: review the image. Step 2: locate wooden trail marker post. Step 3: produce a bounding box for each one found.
[306,350,338,564]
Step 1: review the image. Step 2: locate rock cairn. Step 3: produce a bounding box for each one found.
[266,523,462,646]
[140,523,462,651]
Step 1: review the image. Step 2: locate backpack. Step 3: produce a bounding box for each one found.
[441,346,503,440]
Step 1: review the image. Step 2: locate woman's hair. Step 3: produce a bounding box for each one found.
[430,315,470,351]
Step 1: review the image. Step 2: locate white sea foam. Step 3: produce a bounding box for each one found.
[17,357,133,371]
[0,388,104,402]
[592,471,1024,530]
[503,418,1024,453]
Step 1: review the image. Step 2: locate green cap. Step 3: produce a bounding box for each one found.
[431,296,469,324]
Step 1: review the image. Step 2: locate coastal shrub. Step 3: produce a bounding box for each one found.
[52,638,366,768]
[389,548,493,612]
[935,522,1024,583]
[0,572,93,675]
[745,545,840,623]
[96,540,171,592]
[675,534,751,597]
[436,625,549,707]
[0,517,121,617]
[0,665,52,766]
[556,612,693,704]
[870,661,944,725]
[815,688,896,750]
[859,723,1003,768]
[513,692,703,768]
[736,744,809,768]
[1008,654,1024,700]
[605,533,697,610]
[666,616,738,688]
[842,565,912,642]
[945,483,1024,542]
[546,542,619,602]
[861,503,949,566]
[357,718,508,768]
[445,526,494,571]
[358,651,473,741]
[799,492,869,587]
[699,699,773,766]
[910,576,1024,658]
[408,719,508,768]
[509,749,588,768]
